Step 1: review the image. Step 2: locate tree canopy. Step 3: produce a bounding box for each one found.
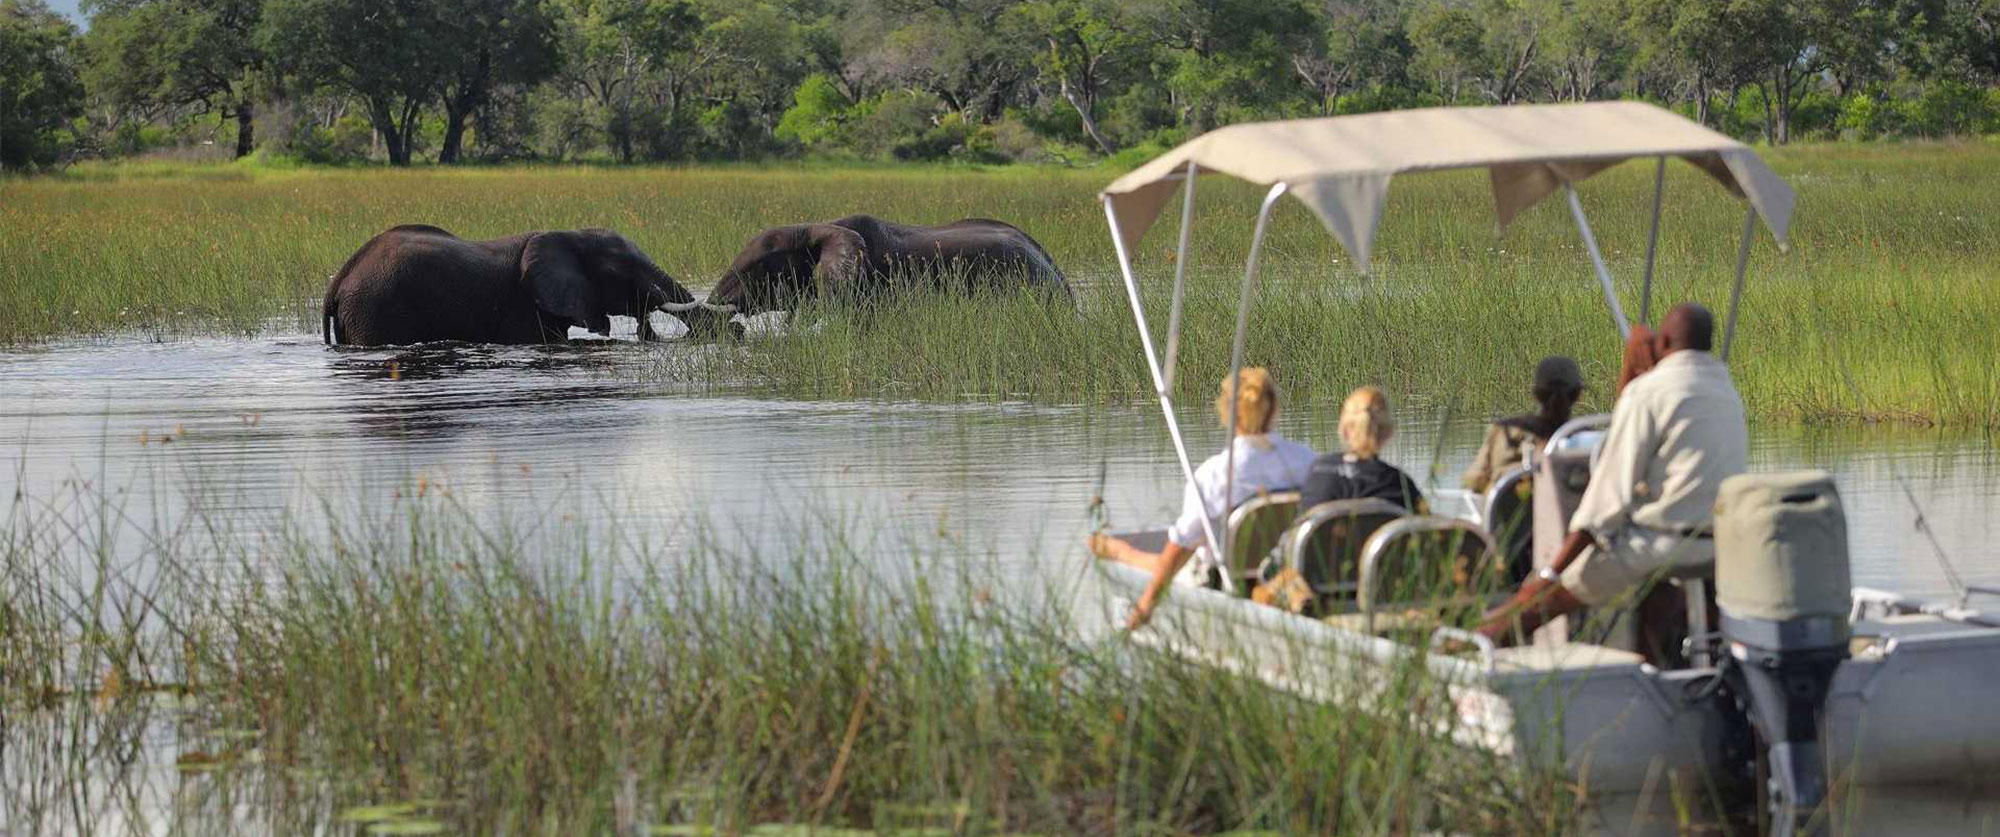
[5,0,1998,169]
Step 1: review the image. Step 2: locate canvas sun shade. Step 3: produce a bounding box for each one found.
[1100,101,1797,273]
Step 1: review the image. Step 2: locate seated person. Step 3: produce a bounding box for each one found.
[1474,304,1747,655]
[1297,386,1425,515]
[1462,355,1584,493]
[1090,368,1314,630]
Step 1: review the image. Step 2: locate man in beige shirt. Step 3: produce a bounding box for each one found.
[1476,303,1748,644]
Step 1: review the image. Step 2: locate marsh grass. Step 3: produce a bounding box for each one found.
[4,144,1997,423]
[4,470,1592,833]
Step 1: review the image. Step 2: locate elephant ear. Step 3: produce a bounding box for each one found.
[521,232,602,330]
[807,225,866,294]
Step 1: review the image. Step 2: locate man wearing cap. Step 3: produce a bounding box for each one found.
[1476,303,1748,651]
[1463,355,1586,493]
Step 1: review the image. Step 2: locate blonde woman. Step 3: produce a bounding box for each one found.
[1090,368,1315,629]
[1297,386,1425,516]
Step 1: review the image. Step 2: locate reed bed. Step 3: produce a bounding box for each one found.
[3,143,1996,424]
[1,470,1599,834]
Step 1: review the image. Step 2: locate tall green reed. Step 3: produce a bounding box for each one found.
[3,469,1579,833]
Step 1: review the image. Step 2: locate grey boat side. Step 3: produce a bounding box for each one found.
[1092,557,2000,794]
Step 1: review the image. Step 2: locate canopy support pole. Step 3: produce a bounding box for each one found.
[1565,184,1631,340]
[1163,161,1198,391]
[1102,195,1228,588]
[1640,156,1666,325]
[1221,183,1291,583]
[1721,206,1756,361]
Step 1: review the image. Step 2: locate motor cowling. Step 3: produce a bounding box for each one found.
[1714,470,1850,834]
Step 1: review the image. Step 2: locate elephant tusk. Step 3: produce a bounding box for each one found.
[656,300,706,313]
[700,302,738,315]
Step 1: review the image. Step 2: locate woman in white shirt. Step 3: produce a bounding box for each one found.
[1090,367,1315,629]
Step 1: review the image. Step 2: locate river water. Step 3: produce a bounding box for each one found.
[6,329,2000,834]
[5,328,1997,600]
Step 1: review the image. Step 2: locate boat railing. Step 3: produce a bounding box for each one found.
[1357,516,1502,635]
[1540,413,1612,464]
[1281,498,1407,600]
[1481,464,1535,585]
[1222,491,1301,594]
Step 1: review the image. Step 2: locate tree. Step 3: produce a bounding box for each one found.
[262,0,446,164]
[1409,2,1485,102]
[1293,0,1411,114]
[557,0,701,162]
[433,0,562,164]
[1134,0,1316,130]
[0,0,85,170]
[1540,0,1630,102]
[1019,0,1138,154]
[83,0,266,158]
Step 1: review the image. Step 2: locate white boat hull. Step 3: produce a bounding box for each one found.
[1094,561,2000,793]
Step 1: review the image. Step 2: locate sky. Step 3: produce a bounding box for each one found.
[48,0,86,25]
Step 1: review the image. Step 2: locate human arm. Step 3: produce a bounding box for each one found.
[1567,390,1656,542]
[1462,424,1507,492]
[1128,540,1194,630]
[1124,472,1217,630]
[1474,529,1594,642]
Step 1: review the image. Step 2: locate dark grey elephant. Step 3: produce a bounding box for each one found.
[702,215,1071,320]
[322,225,738,346]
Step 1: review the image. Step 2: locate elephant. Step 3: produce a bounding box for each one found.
[702,215,1072,320]
[322,224,739,346]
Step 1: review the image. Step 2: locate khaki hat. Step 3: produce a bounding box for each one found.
[1534,356,1584,393]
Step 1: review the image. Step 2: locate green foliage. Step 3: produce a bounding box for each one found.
[20,0,2000,166]
[81,0,266,157]
[1902,78,1998,137]
[7,146,2000,425]
[2,473,1581,832]
[0,0,86,170]
[775,72,853,148]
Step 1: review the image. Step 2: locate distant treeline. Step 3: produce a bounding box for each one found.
[3,0,1998,170]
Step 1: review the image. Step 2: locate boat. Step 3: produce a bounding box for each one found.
[1087,102,2000,830]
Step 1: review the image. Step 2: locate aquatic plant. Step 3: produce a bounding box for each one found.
[2,145,1996,425]
[2,469,1602,833]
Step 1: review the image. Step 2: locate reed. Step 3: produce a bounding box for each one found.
[3,471,1596,833]
[2,142,1995,424]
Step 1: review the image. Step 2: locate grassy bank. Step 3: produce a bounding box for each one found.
[2,476,1584,834]
[3,144,1997,424]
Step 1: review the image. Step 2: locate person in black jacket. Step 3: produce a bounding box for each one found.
[1297,385,1425,516]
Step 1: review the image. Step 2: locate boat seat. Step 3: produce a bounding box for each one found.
[1280,498,1406,602]
[1482,465,1535,586]
[1220,491,1300,595]
[1352,516,1507,634]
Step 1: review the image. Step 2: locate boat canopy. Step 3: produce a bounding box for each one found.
[1101,101,1796,274]
[1096,102,1797,589]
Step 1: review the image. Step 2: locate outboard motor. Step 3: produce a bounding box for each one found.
[1714,471,1850,834]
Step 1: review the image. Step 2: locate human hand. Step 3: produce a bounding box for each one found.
[1126,590,1158,631]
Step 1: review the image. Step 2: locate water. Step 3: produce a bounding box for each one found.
[6,331,2000,833]
[4,330,1998,600]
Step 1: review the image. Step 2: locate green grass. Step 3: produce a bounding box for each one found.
[3,144,1997,424]
[3,472,1594,834]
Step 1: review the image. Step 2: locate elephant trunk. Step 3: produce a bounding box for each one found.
[642,263,739,339]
